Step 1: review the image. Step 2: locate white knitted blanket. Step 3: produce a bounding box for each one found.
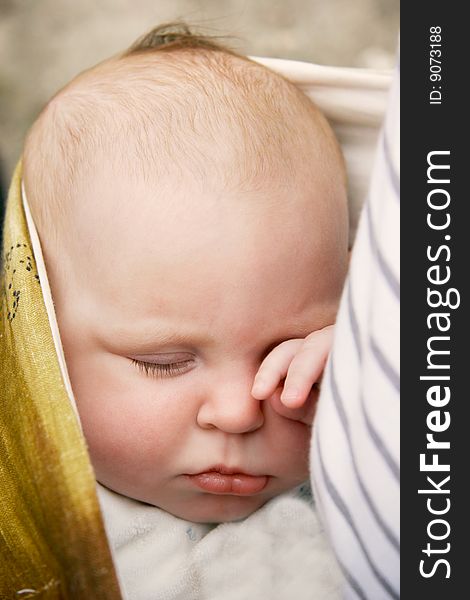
[97,483,342,600]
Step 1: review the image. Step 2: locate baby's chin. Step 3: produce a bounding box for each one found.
[161,492,274,524]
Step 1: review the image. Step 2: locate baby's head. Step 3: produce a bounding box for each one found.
[23,25,348,523]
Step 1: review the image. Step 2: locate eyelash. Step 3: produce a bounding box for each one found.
[131,358,192,379]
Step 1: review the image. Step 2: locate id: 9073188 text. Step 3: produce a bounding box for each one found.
[429,26,442,105]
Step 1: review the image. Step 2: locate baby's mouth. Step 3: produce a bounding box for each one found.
[185,466,269,495]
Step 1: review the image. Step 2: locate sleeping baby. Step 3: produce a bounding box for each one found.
[21,23,348,599]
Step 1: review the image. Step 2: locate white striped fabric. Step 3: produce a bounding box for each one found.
[311,58,400,600]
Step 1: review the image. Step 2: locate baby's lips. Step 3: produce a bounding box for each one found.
[188,472,268,495]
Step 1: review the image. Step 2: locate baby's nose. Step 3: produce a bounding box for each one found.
[196,374,264,434]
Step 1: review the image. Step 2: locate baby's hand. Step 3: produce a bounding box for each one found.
[251,325,334,425]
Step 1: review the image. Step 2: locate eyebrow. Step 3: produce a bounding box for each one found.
[102,317,329,353]
[107,323,216,350]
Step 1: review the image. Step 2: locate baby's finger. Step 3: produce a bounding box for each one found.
[269,385,319,426]
[280,326,334,409]
[251,339,304,399]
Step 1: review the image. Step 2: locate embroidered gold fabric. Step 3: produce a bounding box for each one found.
[0,163,121,598]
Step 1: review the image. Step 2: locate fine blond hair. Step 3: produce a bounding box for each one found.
[23,23,346,250]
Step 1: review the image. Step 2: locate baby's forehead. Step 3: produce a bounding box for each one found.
[61,169,347,333]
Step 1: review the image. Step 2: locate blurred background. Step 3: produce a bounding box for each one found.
[0,0,399,208]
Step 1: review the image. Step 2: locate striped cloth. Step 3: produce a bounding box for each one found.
[311,58,399,600]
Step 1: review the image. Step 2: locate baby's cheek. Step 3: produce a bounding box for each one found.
[78,393,166,473]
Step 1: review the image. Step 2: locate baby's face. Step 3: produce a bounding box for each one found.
[51,166,347,523]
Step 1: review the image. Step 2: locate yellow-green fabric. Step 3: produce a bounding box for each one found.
[0,163,121,598]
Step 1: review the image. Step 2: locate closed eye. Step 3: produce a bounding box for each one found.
[130,358,193,379]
